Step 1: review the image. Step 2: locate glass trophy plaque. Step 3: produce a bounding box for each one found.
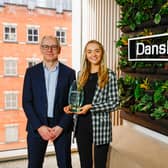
[68,80,84,112]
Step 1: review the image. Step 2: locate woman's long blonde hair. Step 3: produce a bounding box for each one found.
[78,40,108,89]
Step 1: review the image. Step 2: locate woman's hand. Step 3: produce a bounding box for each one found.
[64,105,74,114]
[77,104,92,115]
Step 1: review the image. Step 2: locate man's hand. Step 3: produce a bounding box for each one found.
[50,126,63,141]
[37,125,63,141]
[37,125,53,141]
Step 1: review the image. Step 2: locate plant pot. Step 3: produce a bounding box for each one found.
[120,110,168,136]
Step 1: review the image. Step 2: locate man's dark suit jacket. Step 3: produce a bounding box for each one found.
[22,62,76,133]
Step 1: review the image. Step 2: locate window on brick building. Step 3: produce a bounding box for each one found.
[4,0,72,10]
[56,29,67,45]
[7,0,25,4]
[5,124,18,143]
[0,0,4,6]
[4,59,18,76]
[4,92,18,110]
[3,24,17,42]
[5,0,23,4]
[56,0,63,13]
[37,0,46,8]
[46,0,56,8]
[27,0,36,10]
[27,58,40,67]
[55,0,72,12]
[63,0,72,10]
[28,61,37,67]
[27,26,39,43]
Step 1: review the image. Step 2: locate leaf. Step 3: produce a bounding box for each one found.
[154,13,161,24]
[135,12,142,25]
[150,107,167,120]
[134,84,141,100]
[164,101,168,110]
[130,23,136,31]
[140,102,152,112]
[153,87,164,104]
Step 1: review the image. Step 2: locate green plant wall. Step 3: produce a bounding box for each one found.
[116,0,168,120]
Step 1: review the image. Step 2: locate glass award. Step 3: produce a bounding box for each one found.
[68,80,84,112]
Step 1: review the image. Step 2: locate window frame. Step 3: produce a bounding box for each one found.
[4,58,18,77]
[5,124,19,143]
[27,25,40,44]
[55,28,67,45]
[0,0,4,6]
[4,91,18,110]
[26,57,40,67]
[3,23,17,42]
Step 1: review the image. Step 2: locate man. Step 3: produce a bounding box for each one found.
[22,35,75,168]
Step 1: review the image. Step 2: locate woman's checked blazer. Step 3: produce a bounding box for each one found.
[75,69,119,145]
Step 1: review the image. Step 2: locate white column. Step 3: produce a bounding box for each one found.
[72,0,82,75]
[81,0,121,71]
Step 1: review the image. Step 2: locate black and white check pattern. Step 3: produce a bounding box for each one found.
[90,69,119,145]
[73,69,119,145]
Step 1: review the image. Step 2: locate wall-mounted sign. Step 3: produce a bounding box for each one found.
[128,33,168,61]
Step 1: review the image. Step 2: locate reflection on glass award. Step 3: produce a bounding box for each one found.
[68,80,84,112]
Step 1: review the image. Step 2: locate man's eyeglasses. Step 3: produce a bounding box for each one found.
[41,45,58,50]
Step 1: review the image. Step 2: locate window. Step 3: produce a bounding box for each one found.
[36,0,56,9]
[63,0,72,10]
[27,26,39,43]
[56,29,67,45]
[5,0,27,3]
[4,91,18,110]
[27,59,39,67]
[27,0,36,10]
[5,124,18,143]
[46,0,55,8]
[28,61,36,67]
[56,0,63,13]
[0,0,4,6]
[35,0,72,10]
[16,0,26,5]
[4,58,18,76]
[4,0,16,3]
[3,23,17,42]
[8,0,24,4]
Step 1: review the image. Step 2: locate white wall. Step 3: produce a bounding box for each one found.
[72,0,121,73]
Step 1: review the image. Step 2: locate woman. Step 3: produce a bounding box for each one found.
[64,40,119,168]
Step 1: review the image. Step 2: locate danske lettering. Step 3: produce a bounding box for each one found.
[136,41,168,56]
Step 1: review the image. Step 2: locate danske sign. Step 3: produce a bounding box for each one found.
[128,33,168,61]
